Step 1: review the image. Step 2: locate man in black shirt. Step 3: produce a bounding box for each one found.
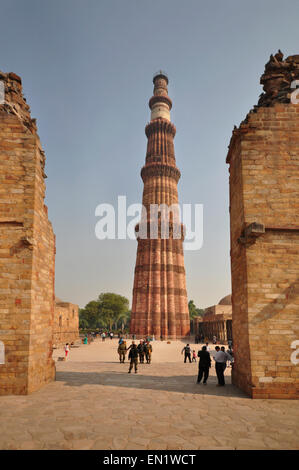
[197,346,211,384]
[181,344,192,363]
[137,340,145,363]
[128,343,138,374]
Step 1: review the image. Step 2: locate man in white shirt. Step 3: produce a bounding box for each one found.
[214,346,227,386]
[221,346,233,371]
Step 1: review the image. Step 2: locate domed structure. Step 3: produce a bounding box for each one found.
[218,294,232,306]
[194,294,233,343]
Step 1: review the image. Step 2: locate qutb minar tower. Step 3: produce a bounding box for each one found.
[130,72,190,339]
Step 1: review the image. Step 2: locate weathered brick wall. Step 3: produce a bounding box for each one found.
[227,53,299,398]
[0,72,55,395]
[53,300,79,346]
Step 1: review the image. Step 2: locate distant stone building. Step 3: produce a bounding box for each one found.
[227,51,299,399]
[194,295,232,342]
[53,298,79,347]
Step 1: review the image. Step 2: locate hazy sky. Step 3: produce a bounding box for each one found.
[1,0,298,308]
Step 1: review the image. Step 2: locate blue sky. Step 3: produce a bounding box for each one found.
[1,0,299,308]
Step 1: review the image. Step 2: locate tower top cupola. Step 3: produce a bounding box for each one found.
[149,70,172,122]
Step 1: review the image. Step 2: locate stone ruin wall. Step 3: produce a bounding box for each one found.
[53,300,79,347]
[0,72,56,395]
[227,52,299,398]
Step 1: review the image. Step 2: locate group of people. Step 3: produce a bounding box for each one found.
[180,344,197,363]
[82,331,117,342]
[195,334,230,346]
[78,331,234,386]
[100,331,114,341]
[117,338,153,373]
[197,345,233,386]
[181,342,233,386]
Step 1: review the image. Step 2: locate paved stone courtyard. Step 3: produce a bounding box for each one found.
[0,339,298,450]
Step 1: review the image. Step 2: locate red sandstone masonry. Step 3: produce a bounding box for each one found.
[130,74,190,339]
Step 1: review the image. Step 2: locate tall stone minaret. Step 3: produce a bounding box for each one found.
[130,72,190,339]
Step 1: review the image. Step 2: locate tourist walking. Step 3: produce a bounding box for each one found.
[64,343,70,359]
[118,340,127,363]
[101,332,106,342]
[137,340,145,363]
[128,342,138,373]
[144,341,152,364]
[227,346,234,367]
[192,350,197,362]
[221,346,233,371]
[214,346,227,386]
[181,344,192,363]
[197,346,211,384]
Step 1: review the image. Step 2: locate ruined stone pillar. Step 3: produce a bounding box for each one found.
[130,72,190,339]
[0,72,56,395]
[227,52,299,398]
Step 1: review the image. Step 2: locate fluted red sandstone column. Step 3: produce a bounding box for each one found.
[130,73,190,339]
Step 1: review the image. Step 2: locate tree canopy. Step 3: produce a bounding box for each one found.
[188,300,204,319]
[79,292,130,331]
[80,294,203,330]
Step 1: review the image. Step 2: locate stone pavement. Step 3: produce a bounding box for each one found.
[0,338,298,450]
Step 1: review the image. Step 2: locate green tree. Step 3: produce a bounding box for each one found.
[98,292,129,330]
[79,309,90,329]
[188,300,204,319]
[79,292,130,331]
[116,309,131,331]
[79,302,98,329]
